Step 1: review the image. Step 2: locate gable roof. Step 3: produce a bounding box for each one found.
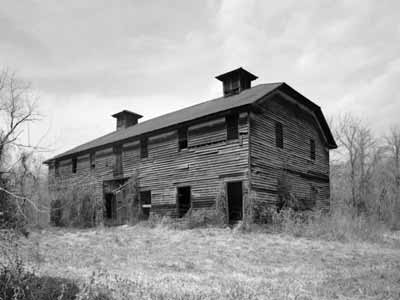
[44,82,336,164]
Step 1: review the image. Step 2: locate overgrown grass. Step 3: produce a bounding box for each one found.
[266,208,392,244]
[11,222,400,300]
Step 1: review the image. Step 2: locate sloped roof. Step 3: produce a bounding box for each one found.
[44,82,336,164]
[215,67,258,81]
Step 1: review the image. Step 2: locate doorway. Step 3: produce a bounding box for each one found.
[140,190,152,219]
[104,193,116,220]
[227,181,243,223]
[177,186,191,218]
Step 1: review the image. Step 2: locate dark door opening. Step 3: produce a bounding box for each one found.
[105,193,116,220]
[177,186,191,218]
[227,181,243,223]
[140,190,151,219]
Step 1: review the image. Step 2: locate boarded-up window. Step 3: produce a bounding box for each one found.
[116,118,123,129]
[226,113,239,140]
[72,158,77,174]
[140,138,148,158]
[113,145,123,176]
[55,161,59,177]
[140,191,151,218]
[178,127,188,151]
[90,152,96,170]
[310,139,316,160]
[275,122,283,148]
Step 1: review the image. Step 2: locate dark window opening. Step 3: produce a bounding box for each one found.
[113,145,123,176]
[177,186,191,218]
[90,152,96,170]
[310,139,316,160]
[275,122,283,148]
[140,191,151,219]
[54,161,59,177]
[227,181,243,224]
[105,193,116,219]
[223,78,241,96]
[140,137,148,158]
[226,113,239,140]
[178,128,188,150]
[72,158,77,174]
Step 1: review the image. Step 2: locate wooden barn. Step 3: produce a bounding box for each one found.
[44,68,337,225]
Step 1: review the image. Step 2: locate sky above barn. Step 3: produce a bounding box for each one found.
[0,0,399,158]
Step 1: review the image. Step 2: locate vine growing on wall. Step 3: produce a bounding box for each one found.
[124,170,142,224]
[215,182,228,224]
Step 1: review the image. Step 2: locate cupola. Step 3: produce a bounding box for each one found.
[215,67,258,97]
[112,110,143,130]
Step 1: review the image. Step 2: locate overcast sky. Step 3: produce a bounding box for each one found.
[1,0,399,158]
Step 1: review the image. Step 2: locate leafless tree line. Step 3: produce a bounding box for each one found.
[331,114,400,228]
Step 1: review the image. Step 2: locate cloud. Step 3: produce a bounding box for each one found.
[215,0,400,134]
[0,0,399,156]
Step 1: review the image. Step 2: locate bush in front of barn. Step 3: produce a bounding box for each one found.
[50,184,97,228]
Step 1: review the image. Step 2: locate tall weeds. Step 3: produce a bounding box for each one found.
[268,207,388,243]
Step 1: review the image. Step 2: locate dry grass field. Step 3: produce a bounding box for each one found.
[15,223,400,300]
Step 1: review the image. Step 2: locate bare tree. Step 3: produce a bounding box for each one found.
[335,114,360,209]
[356,125,381,210]
[0,69,39,173]
[334,114,381,214]
[0,69,40,228]
[386,126,400,196]
[384,126,400,227]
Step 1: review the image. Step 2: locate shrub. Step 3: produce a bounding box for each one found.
[50,185,97,228]
[75,193,96,228]
[180,208,226,229]
[50,198,64,227]
[145,213,175,229]
[0,266,113,300]
[0,269,80,300]
[253,202,274,224]
[0,179,26,232]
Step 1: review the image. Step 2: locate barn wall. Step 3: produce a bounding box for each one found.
[249,92,330,211]
[48,112,250,223]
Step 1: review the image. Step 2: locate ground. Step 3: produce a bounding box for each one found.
[17,225,400,300]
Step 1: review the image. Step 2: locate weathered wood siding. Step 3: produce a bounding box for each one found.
[249,92,330,210]
[48,112,250,222]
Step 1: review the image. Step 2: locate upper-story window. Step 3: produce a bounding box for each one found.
[55,161,60,177]
[72,158,77,174]
[178,127,188,151]
[113,144,123,176]
[310,139,316,160]
[90,152,96,170]
[275,122,283,148]
[140,137,148,158]
[226,113,239,140]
